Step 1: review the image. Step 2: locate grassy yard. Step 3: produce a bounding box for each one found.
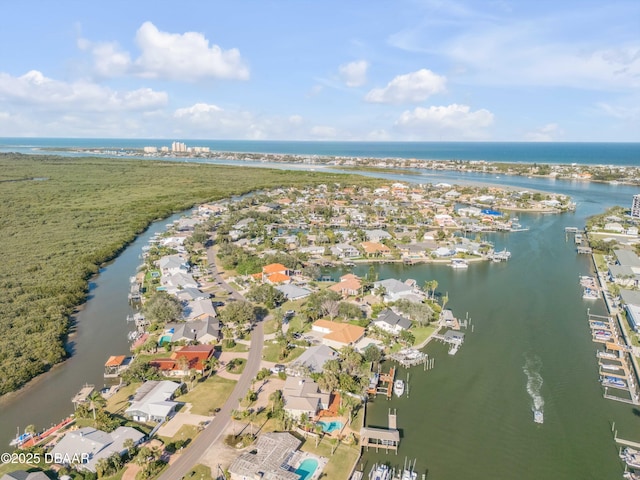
[300,436,361,480]
[106,382,141,414]
[180,464,214,480]
[412,324,438,346]
[175,375,237,416]
[263,316,281,335]
[261,342,305,363]
[158,424,200,445]
[221,341,249,353]
[0,464,56,479]
[227,358,247,374]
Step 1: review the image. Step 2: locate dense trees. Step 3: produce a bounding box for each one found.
[0,153,382,395]
[143,292,183,323]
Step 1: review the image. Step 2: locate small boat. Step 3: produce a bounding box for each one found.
[393,379,405,397]
[602,376,626,388]
[450,258,469,269]
[601,364,622,372]
[400,458,417,480]
[9,430,33,447]
[369,463,391,480]
[583,288,600,300]
[533,409,544,424]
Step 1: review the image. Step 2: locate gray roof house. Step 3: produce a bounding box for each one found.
[288,345,339,376]
[365,229,392,242]
[1,472,50,480]
[158,255,189,275]
[176,287,209,302]
[373,278,418,302]
[125,380,182,423]
[166,316,221,344]
[183,298,217,321]
[229,432,301,480]
[373,309,412,335]
[615,249,640,269]
[283,377,330,419]
[276,284,312,300]
[49,426,144,472]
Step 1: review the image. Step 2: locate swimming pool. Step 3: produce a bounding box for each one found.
[318,420,343,433]
[295,458,319,480]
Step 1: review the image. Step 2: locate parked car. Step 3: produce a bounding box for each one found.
[271,364,285,374]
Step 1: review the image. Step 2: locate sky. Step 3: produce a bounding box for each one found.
[0,0,638,142]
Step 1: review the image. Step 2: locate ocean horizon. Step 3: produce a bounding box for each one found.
[0,137,639,167]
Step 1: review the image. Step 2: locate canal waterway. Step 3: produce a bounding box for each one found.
[0,160,637,480]
[355,180,640,479]
[0,211,187,450]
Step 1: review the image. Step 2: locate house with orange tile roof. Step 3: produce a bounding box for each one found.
[360,241,391,258]
[261,263,291,284]
[312,320,365,349]
[149,344,215,376]
[329,274,362,297]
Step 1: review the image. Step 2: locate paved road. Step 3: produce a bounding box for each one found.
[157,239,264,480]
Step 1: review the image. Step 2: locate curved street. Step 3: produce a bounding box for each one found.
[157,238,264,480]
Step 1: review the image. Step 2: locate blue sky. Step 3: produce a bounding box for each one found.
[0,0,638,141]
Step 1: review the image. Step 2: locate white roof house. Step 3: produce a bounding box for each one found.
[49,426,144,472]
[373,278,419,303]
[125,380,182,423]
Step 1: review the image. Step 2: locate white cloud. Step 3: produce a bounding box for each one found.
[365,69,446,104]
[288,114,303,125]
[79,22,249,82]
[338,60,369,87]
[524,123,563,142]
[0,70,167,111]
[596,102,640,121]
[310,126,338,139]
[394,104,493,139]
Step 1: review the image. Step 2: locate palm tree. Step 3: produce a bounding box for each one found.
[88,390,106,421]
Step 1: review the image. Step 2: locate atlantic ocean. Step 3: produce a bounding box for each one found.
[0,138,639,167]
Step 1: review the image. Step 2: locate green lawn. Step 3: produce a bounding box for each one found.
[261,343,305,363]
[412,324,438,346]
[227,358,247,374]
[300,437,361,480]
[221,342,249,353]
[175,375,237,416]
[0,464,55,479]
[106,382,141,414]
[263,317,281,335]
[180,464,214,480]
[158,424,200,445]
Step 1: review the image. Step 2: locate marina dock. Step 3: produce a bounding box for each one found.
[71,384,95,409]
[360,409,400,454]
[367,367,396,399]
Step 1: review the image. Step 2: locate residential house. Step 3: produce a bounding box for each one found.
[175,287,209,302]
[287,345,339,376]
[620,289,640,333]
[262,263,291,284]
[183,298,217,321]
[158,255,189,276]
[49,426,144,473]
[331,243,360,258]
[276,284,312,301]
[361,241,391,258]
[165,316,221,344]
[329,273,362,297]
[228,432,301,480]
[312,320,365,349]
[283,377,330,419]
[373,278,421,303]
[125,380,182,423]
[373,309,412,335]
[161,272,198,294]
[150,345,215,376]
[365,229,392,242]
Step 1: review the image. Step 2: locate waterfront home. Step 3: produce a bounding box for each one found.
[175,287,209,302]
[162,271,198,293]
[158,254,189,276]
[311,320,365,349]
[125,380,182,423]
[49,426,144,472]
[228,432,301,480]
[283,377,330,419]
[614,249,640,269]
[373,278,419,303]
[331,243,360,258]
[329,273,362,297]
[619,289,640,333]
[361,241,392,258]
[608,264,638,287]
[164,316,221,344]
[150,345,215,376]
[434,214,458,227]
[287,345,339,376]
[372,309,412,335]
[183,298,217,321]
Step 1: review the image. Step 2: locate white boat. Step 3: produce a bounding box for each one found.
[583,288,600,300]
[601,364,622,372]
[450,258,469,269]
[400,458,417,480]
[393,379,405,397]
[533,409,544,424]
[602,376,626,388]
[369,463,391,480]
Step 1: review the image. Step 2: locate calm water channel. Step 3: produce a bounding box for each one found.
[0,211,186,450]
[0,164,638,480]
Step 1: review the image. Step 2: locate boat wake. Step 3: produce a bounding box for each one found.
[523,354,544,418]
